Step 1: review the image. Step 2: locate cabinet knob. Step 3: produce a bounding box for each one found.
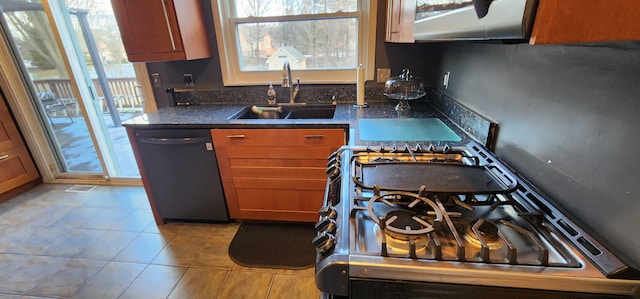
[226,134,246,139]
[0,154,8,160]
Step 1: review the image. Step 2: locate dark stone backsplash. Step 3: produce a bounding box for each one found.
[427,89,497,150]
[167,85,387,106]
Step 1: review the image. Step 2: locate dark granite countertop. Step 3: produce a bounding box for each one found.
[123,100,477,147]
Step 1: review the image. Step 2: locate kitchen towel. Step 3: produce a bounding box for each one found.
[228,222,316,269]
[358,118,462,142]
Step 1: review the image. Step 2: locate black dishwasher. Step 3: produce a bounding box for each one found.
[133,129,229,222]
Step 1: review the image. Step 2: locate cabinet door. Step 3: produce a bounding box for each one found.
[385,0,416,43]
[212,128,345,222]
[111,0,210,61]
[112,0,183,56]
[0,146,39,194]
[0,110,23,152]
[0,98,40,199]
[530,0,640,44]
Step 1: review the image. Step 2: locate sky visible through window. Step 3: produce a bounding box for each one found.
[234,0,357,18]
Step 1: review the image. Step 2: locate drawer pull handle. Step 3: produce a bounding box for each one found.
[0,154,8,160]
[226,134,246,139]
[305,134,324,139]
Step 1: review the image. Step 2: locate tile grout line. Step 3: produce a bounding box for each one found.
[264,272,277,299]
[213,268,234,299]
[0,184,320,298]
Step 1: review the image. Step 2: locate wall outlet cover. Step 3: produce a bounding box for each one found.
[183,74,194,86]
[151,73,162,87]
[377,68,391,83]
[443,71,451,89]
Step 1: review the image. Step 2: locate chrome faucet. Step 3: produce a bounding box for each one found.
[282,60,300,104]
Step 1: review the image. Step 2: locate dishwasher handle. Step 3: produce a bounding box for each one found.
[138,136,210,145]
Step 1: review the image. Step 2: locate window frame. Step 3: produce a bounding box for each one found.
[211,0,377,86]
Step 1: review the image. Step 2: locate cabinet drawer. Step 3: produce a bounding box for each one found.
[224,157,328,168]
[230,167,326,181]
[236,188,325,213]
[0,146,39,194]
[226,146,337,160]
[233,177,326,191]
[212,128,344,147]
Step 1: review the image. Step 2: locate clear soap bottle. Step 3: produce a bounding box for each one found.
[267,82,276,105]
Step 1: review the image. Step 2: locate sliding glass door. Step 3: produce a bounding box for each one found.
[0,0,143,181]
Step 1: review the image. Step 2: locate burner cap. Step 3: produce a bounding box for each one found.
[382,209,427,240]
[373,224,429,251]
[464,219,503,249]
[384,210,423,231]
[367,191,443,237]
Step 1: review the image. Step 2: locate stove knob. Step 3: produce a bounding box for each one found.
[327,151,338,162]
[325,166,340,180]
[325,161,337,170]
[318,205,337,220]
[325,165,337,175]
[315,216,337,234]
[312,231,336,254]
[326,159,336,168]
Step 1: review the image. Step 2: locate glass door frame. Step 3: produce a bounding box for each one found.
[0,0,155,185]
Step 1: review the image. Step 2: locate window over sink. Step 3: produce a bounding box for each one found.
[211,0,377,86]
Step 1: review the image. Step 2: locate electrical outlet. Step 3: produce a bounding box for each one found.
[151,73,162,87]
[377,68,391,83]
[183,74,194,87]
[443,71,451,89]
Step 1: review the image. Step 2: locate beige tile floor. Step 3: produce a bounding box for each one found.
[0,184,320,299]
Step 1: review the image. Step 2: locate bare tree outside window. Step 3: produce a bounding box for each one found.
[234,0,358,71]
[2,0,128,79]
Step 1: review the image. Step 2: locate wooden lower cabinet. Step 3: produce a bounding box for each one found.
[0,101,40,201]
[0,146,39,195]
[211,128,345,222]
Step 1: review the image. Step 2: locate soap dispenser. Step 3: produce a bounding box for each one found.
[267,82,277,105]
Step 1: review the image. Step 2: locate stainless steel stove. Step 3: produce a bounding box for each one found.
[314,142,640,298]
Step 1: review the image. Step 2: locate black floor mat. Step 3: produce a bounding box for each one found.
[228,222,316,269]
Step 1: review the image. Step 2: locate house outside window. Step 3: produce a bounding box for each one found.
[211,0,377,86]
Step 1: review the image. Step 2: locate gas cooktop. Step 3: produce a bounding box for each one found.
[314,142,640,298]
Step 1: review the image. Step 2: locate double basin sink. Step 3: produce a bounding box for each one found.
[228,104,336,120]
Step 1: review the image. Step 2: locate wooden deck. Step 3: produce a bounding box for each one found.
[33,78,143,117]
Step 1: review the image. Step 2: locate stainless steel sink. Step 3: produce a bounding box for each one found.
[285,106,335,119]
[227,105,287,119]
[228,104,335,120]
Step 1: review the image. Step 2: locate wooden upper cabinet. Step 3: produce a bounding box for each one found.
[530,0,640,45]
[111,0,211,62]
[385,0,416,43]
